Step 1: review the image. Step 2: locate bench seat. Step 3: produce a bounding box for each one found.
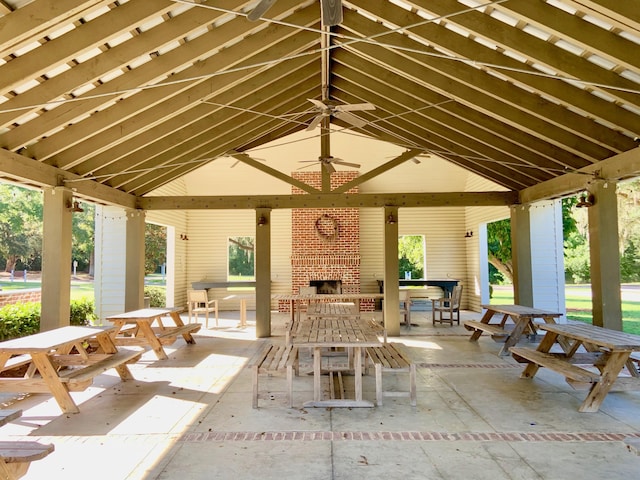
[251,344,299,408]
[366,343,416,406]
[155,323,201,339]
[0,441,54,479]
[464,320,510,338]
[58,348,143,384]
[509,347,601,383]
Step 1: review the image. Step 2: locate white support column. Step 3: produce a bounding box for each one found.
[41,187,73,331]
[587,180,622,329]
[510,204,533,306]
[383,206,400,336]
[124,209,146,312]
[255,208,271,338]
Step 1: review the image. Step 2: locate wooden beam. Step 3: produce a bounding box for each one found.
[0,148,137,208]
[519,148,640,203]
[139,191,518,210]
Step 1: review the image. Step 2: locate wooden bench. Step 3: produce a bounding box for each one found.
[366,342,416,406]
[57,348,143,386]
[0,441,54,480]
[510,347,601,384]
[251,343,299,408]
[155,323,201,340]
[464,320,510,339]
[0,410,54,479]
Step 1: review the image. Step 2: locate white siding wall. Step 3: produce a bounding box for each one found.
[530,200,566,319]
[94,205,128,321]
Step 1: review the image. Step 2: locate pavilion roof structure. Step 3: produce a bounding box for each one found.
[0,0,638,208]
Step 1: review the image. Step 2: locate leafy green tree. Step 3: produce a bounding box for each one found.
[228,236,255,278]
[145,224,166,275]
[72,202,95,274]
[398,235,424,279]
[0,185,43,272]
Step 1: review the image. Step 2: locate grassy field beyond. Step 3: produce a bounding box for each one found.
[491,285,640,335]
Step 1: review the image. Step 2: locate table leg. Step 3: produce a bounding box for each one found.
[521,331,559,378]
[238,299,247,328]
[313,346,322,402]
[169,311,196,344]
[31,352,79,414]
[579,351,630,413]
[499,315,530,356]
[138,320,168,360]
[354,346,363,402]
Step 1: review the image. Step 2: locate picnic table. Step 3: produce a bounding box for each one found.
[464,304,563,355]
[306,302,359,319]
[106,307,200,360]
[0,326,141,414]
[510,323,640,412]
[272,293,384,323]
[290,317,381,408]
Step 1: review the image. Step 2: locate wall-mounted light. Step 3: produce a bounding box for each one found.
[386,214,396,224]
[257,215,267,226]
[66,200,84,213]
[576,193,595,208]
[464,231,473,238]
[180,234,189,241]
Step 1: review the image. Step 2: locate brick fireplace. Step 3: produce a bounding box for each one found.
[284,171,373,311]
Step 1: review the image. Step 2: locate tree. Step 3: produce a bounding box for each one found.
[0,185,42,272]
[228,236,255,277]
[488,198,578,284]
[398,235,424,279]
[145,224,166,275]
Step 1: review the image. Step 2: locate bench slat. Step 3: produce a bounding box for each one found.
[155,324,201,339]
[510,347,601,383]
[0,441,54,463]
[464,321,509,337]
[58,349,142,383]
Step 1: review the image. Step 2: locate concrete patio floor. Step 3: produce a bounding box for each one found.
[1,310,639,479]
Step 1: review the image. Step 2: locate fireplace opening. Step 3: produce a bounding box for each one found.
[310,280,342,294]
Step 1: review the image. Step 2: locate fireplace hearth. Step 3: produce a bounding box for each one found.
[310,280,342,294]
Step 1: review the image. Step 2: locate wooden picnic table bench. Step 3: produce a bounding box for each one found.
[465,304,563,355]
[106,307,200,360]
[510,323,640,412]
[0,326,141,414]
[306,302,359,319]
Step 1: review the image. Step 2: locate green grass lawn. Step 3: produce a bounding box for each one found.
[491,286,640,335]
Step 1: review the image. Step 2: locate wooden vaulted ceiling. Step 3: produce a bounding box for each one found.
[0,0,638,209]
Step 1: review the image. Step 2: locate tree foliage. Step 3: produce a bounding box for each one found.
[0,185,43,272]
[145,224,167,275]
[398,235,424,279]
[228,236,255,277]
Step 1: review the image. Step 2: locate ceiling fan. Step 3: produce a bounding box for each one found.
[305,98,375,131]
[248,0,343,26]
[298,155,360,173]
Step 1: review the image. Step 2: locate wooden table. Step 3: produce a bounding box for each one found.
[273,293,384,323]
[290,317,381,408]
[223,294,254,328]
[510,323,640,412]
[464,304,563,356]
[106,307,200,360]
[306,302,359,319]
[0,326,141,414]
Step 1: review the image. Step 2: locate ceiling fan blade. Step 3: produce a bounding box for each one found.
[411,158,421,164]
[306,114,325,131]
[247,0,277,21]
[322,161,336,174]
[307,98,328,111]
[332,160,361,169]
[334,110,367,128]
[321,0,343,26]
[336,102,375,112]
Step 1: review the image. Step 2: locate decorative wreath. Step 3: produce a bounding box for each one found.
[314,214,339,243]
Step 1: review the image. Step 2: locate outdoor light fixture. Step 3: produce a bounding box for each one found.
[576,193,595,208]
[386,214,396,224]
[180,234,189,241]
[465,231,473,238]
[257,215,267,226]
[67,200,84,213]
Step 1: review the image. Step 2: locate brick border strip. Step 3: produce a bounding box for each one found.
[181,431,640,443]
